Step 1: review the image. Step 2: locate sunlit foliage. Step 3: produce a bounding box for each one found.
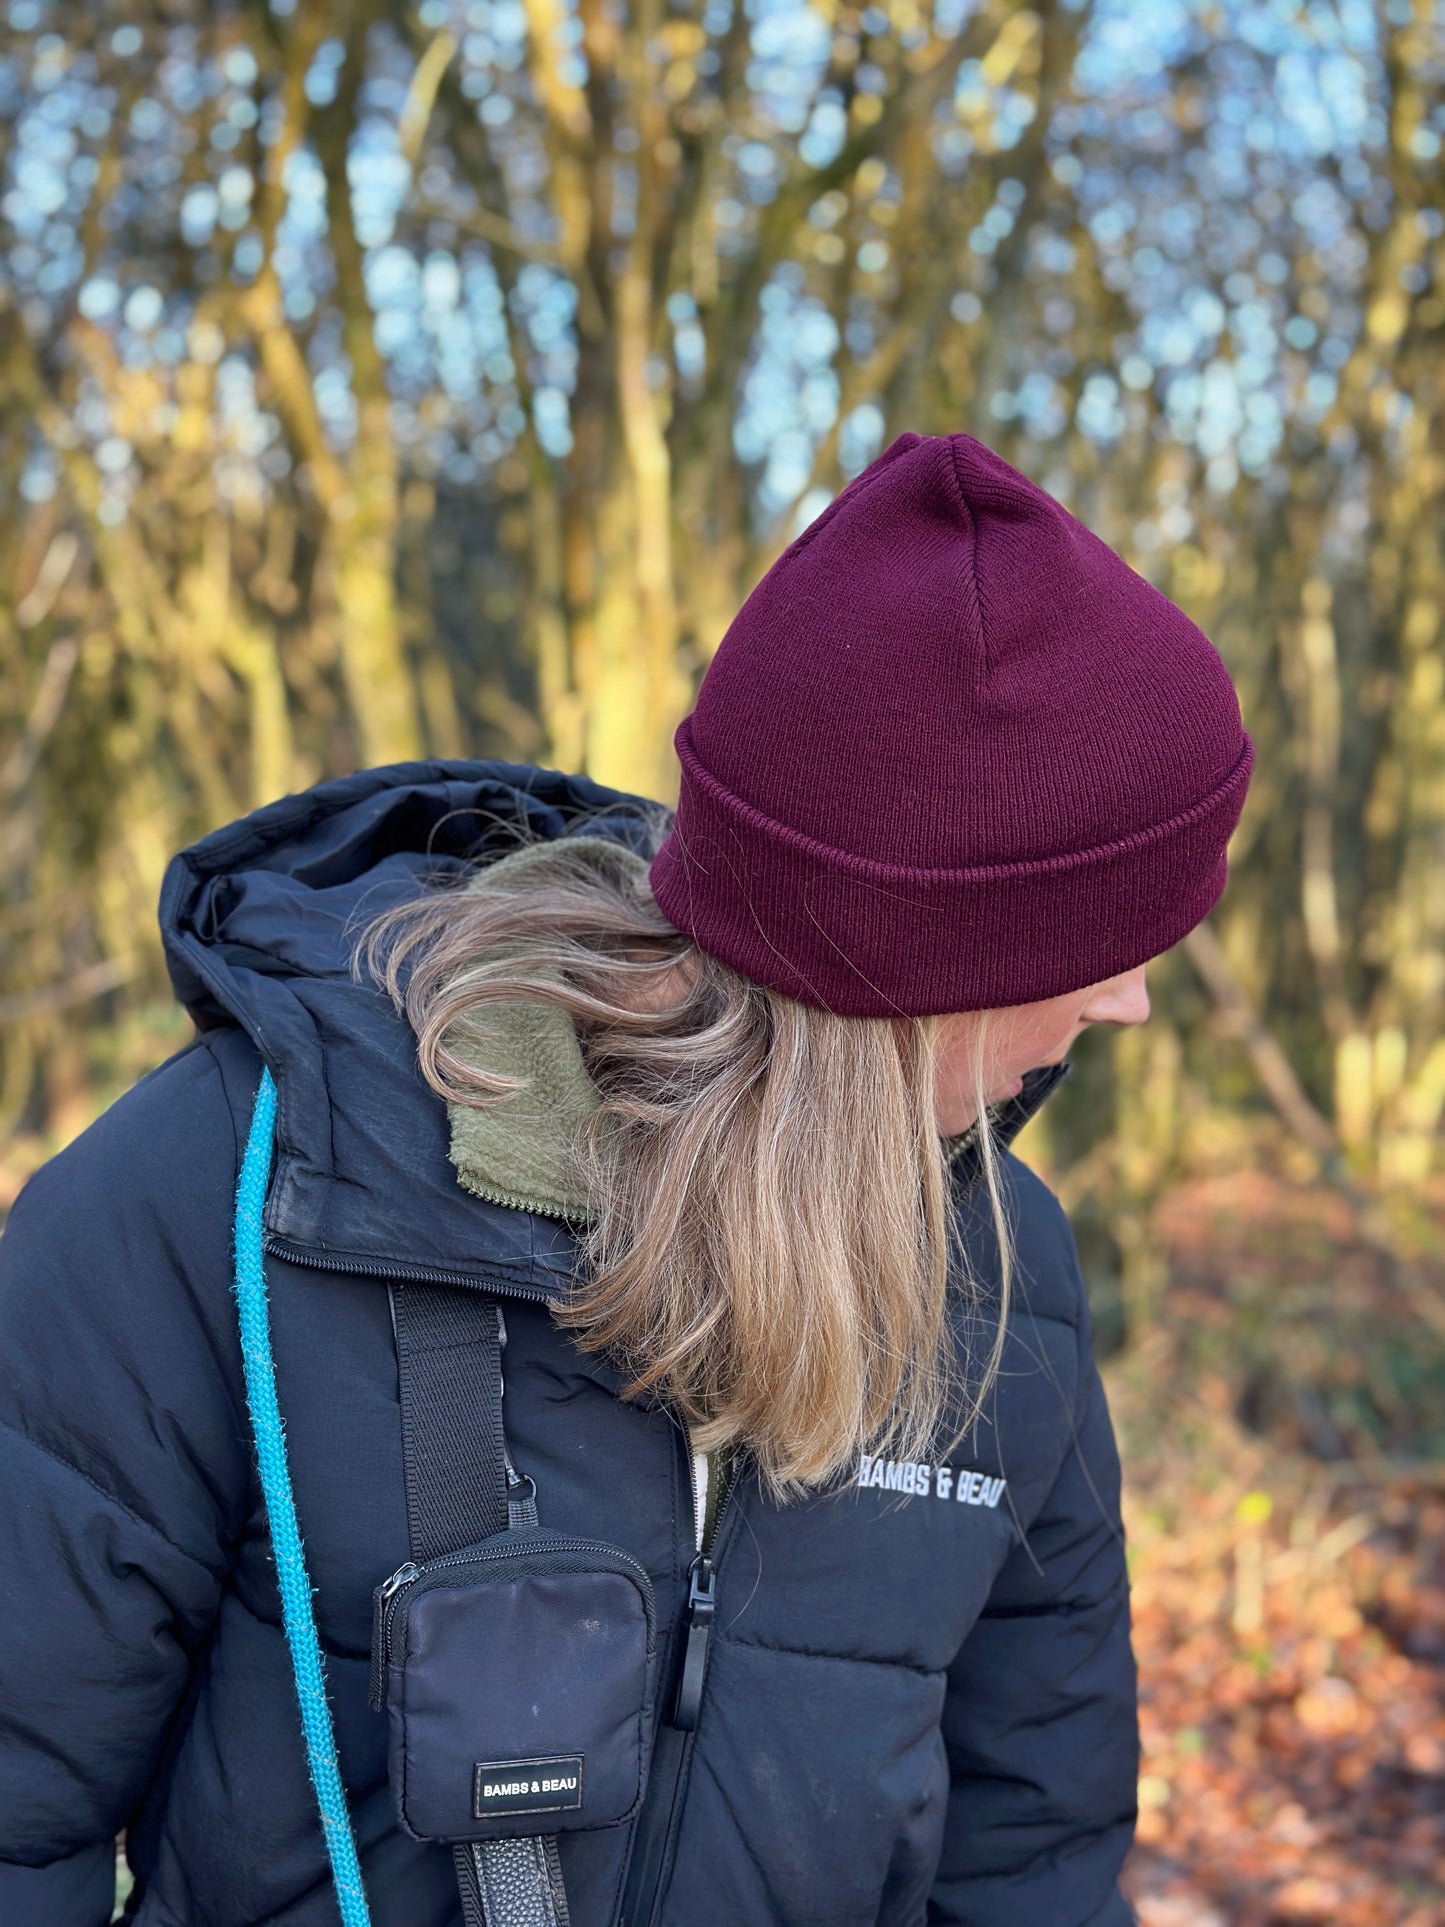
[1,0,1442,1269]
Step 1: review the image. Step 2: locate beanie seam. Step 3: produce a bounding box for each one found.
[675,721,1252,886]
[946,434,990,677]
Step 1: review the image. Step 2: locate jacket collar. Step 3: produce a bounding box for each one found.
[945,1059,1072,1194]
[162,762,657,1299]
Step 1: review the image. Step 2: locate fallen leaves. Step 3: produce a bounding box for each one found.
[1106,1166,1445,1927]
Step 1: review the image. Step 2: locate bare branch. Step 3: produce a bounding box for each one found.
[0,957,140,1026]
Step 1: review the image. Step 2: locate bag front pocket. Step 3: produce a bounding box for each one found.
[372,1526,656,1844]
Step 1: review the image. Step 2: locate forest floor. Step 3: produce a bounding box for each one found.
[1112,1166,1445,1927]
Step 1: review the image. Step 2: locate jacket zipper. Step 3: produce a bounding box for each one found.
[261,1230,553,1303]
[619,1430,738,1927]
[672,1436,714,1730]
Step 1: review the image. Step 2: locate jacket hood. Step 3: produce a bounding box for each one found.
[160,758,1067,1296]
[160,759,661,1294]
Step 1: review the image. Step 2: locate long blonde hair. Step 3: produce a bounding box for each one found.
[361,831,1013,1496]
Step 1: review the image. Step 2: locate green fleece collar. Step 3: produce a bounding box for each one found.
[445,838,648,1223]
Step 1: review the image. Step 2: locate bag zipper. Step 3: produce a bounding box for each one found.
[368,1534,656,1712]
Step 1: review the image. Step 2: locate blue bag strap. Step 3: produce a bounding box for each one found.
[234,1067,373,1927]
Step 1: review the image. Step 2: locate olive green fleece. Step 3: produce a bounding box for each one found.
[444,838,650,1223]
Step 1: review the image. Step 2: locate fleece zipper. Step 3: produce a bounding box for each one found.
[689,1442,709,1555]
[455,1168,593,1225]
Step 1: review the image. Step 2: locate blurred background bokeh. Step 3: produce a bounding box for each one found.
[1,1,1442,1920]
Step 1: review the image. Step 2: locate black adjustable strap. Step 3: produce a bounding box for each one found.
[392,1284,509,1561]
[390,1285,568,1927]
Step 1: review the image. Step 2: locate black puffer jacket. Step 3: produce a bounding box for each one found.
[0,763,1138,1927]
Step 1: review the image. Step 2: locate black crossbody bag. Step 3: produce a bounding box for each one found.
[376,1284,659,1927]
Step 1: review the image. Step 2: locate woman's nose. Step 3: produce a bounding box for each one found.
[1082,965,1151,1029]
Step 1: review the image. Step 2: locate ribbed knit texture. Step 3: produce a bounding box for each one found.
[650,431,1253,1015]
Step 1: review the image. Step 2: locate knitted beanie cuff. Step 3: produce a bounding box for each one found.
[650,722,1255,1016]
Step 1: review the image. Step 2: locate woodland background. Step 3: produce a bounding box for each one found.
[0,0,1442,1920]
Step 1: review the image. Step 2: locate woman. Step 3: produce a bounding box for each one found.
[0,433,1252,1926]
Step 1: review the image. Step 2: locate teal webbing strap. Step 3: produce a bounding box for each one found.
[234,1067,372,1927]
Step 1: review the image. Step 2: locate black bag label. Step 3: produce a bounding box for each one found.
[473,1755,585,1818]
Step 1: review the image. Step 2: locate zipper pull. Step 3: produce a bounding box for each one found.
[507,1466,539,1531]
[369,1560,420,1711]
[670,1554,716,1731]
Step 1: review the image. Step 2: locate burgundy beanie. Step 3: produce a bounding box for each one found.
[649,432,1253,1016]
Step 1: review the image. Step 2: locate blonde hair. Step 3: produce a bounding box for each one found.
[362,832,1013,1496]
